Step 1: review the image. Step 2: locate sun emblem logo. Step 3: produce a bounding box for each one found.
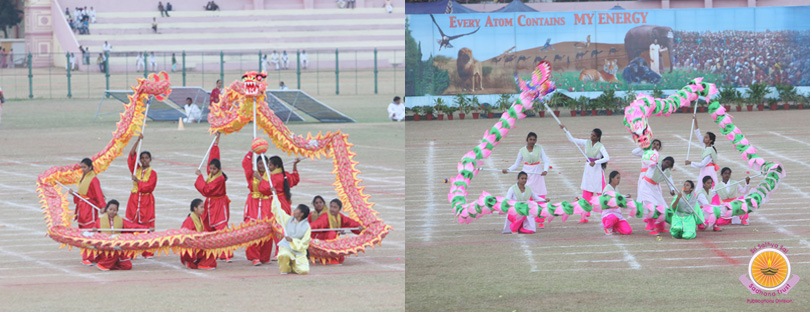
[749,248,790,291]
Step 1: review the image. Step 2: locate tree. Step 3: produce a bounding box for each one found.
[0,0,23,38]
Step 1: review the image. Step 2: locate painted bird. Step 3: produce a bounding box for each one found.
[430,14,480,51]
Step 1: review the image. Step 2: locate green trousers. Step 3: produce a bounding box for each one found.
[670,213,697,240]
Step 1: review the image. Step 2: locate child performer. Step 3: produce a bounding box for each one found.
[126,134,157,258]
[180,199,216,270]
[697,176,728,232]
[501,171,546,234]
[94,200,133,271]
[71,158,105,265]
[602,171,632,235]
[685,116,719,202]
[637,156,677,235]
[308,195,327,225]
[242,149,274,266]
[194,133,232,262]
[670,180,702,240]
[632,139,661,199]
[560,124,609,223]
[309,199,364,264]
[266,155,301,215]
[503,132,550,228]
[717,167,752,225]
[274,203,312,275]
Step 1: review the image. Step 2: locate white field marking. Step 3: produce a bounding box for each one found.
[348,144,404,152]
[756,145,810,170]
[545,245,810,256]
[410,237,802,249]
[422,141,435,242]
[673,134,810,200]
[0,183,36,193]
[570,253,810,263]
[135,256,212,278]
[768,130,810,150]
[0,243,100,280]
[353,257,405,271]
[0,222,48,236]
[754,214,810,249]
[519,236,539,272]
[610,236,641,269]
[350,163,403,173]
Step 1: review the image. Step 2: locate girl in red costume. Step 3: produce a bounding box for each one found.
[126,134,158,258]
[242,149,274,266]
[194,133,233,262]
[71,157,105,266]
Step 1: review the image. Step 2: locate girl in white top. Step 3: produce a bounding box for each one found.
[502,171,546,234]
[717,167,752,225]
[637,156,677,235]
[696,175,725,232]
[631,138,661,201]
[602,171,632,235]
[685,116,719,195]
[559,124,609,223]
[503,132,550,196]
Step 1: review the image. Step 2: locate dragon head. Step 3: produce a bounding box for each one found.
[240,71,268,96]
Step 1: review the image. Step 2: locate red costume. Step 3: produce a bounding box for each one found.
[126,153,158,257]
[194,145,230,231]
[180,214,217,269]
[268,168,300,215]
[75,171,104,263]
[93,214,132,270]
[210,87,221,106]
[242,152,275,263]
[310,212,363,264]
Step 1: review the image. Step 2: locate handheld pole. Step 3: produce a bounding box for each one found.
[53,180,102,212]
[198,136,218,171]
[713,174,762,193]
[133,103,151,176]
[543,102,590,162]
[252,100,258,171]
[686,102,699,160]
[311,227,363,233]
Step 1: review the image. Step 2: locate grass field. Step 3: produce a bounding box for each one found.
[405,109,810,311]
[0,96,404,311]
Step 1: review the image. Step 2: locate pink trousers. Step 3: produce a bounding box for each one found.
[602,214,632,235]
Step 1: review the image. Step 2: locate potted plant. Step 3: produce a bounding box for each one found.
[571,95,587,117]
[776,84,797,110]
[423,105,435,120]
[481,103,494,118]
[548,92,566,117]
[434,98,446,120]
[652,87,665,100]
[497,94,513,115]
[443,103,457,120]
[746,82,767,111]
[469,95,481,119]
[768,97,778,111]
[532,99,545,118]
[718,86,737,112]
[410,106,420,121]
[618,90,636,116]
[454,93,469,120]
[799,94,808,110]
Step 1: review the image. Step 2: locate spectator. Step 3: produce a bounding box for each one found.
[152,17,158,33]
[67,52,77,71]
[64,8,70,17]
[136,52,145,71]
[183,97,202,123]
[166,2,173,11]
[281,51,289,70]
[347,0,355,9]
[103,41,112,54]
[261,54,268,73]
[279,81,288,90]
[205,1,220,11]
[149,52,157,72]
[171,53,177,72]
[336,0,346,9]
[210,80,223,106]
[97,53,105,72]
[85,47,91,65]
[388,96,404,122]
[88,6,96,23]
[270,50,279,70]
[79,45,86,65]
[385,0,393,13]
[300,50,308,69]
[0,49,6,68]
[158,2,170,17]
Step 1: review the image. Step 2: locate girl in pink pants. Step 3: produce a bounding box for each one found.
[601,171,632,235]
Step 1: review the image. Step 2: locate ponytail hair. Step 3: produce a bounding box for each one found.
[269,156,291,202]
[296,204,310,220]
[707,131,717,153]
[190,198,203,212]
[592,128,602,142]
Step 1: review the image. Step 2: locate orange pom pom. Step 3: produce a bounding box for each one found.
[251,138,269,154]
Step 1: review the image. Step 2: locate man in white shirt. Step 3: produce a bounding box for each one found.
[300,50,308,69]
[270,50,280,70]
[183,97,202,123]
[387,96,404,122]
[281,51,289,70]
[279,81,289,90]
[103,41,112,54]
[149,52,158,72]
[136,52,145,71]
[88,7,96,23]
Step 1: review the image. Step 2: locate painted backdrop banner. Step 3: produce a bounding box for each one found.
[405,6,810,96]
